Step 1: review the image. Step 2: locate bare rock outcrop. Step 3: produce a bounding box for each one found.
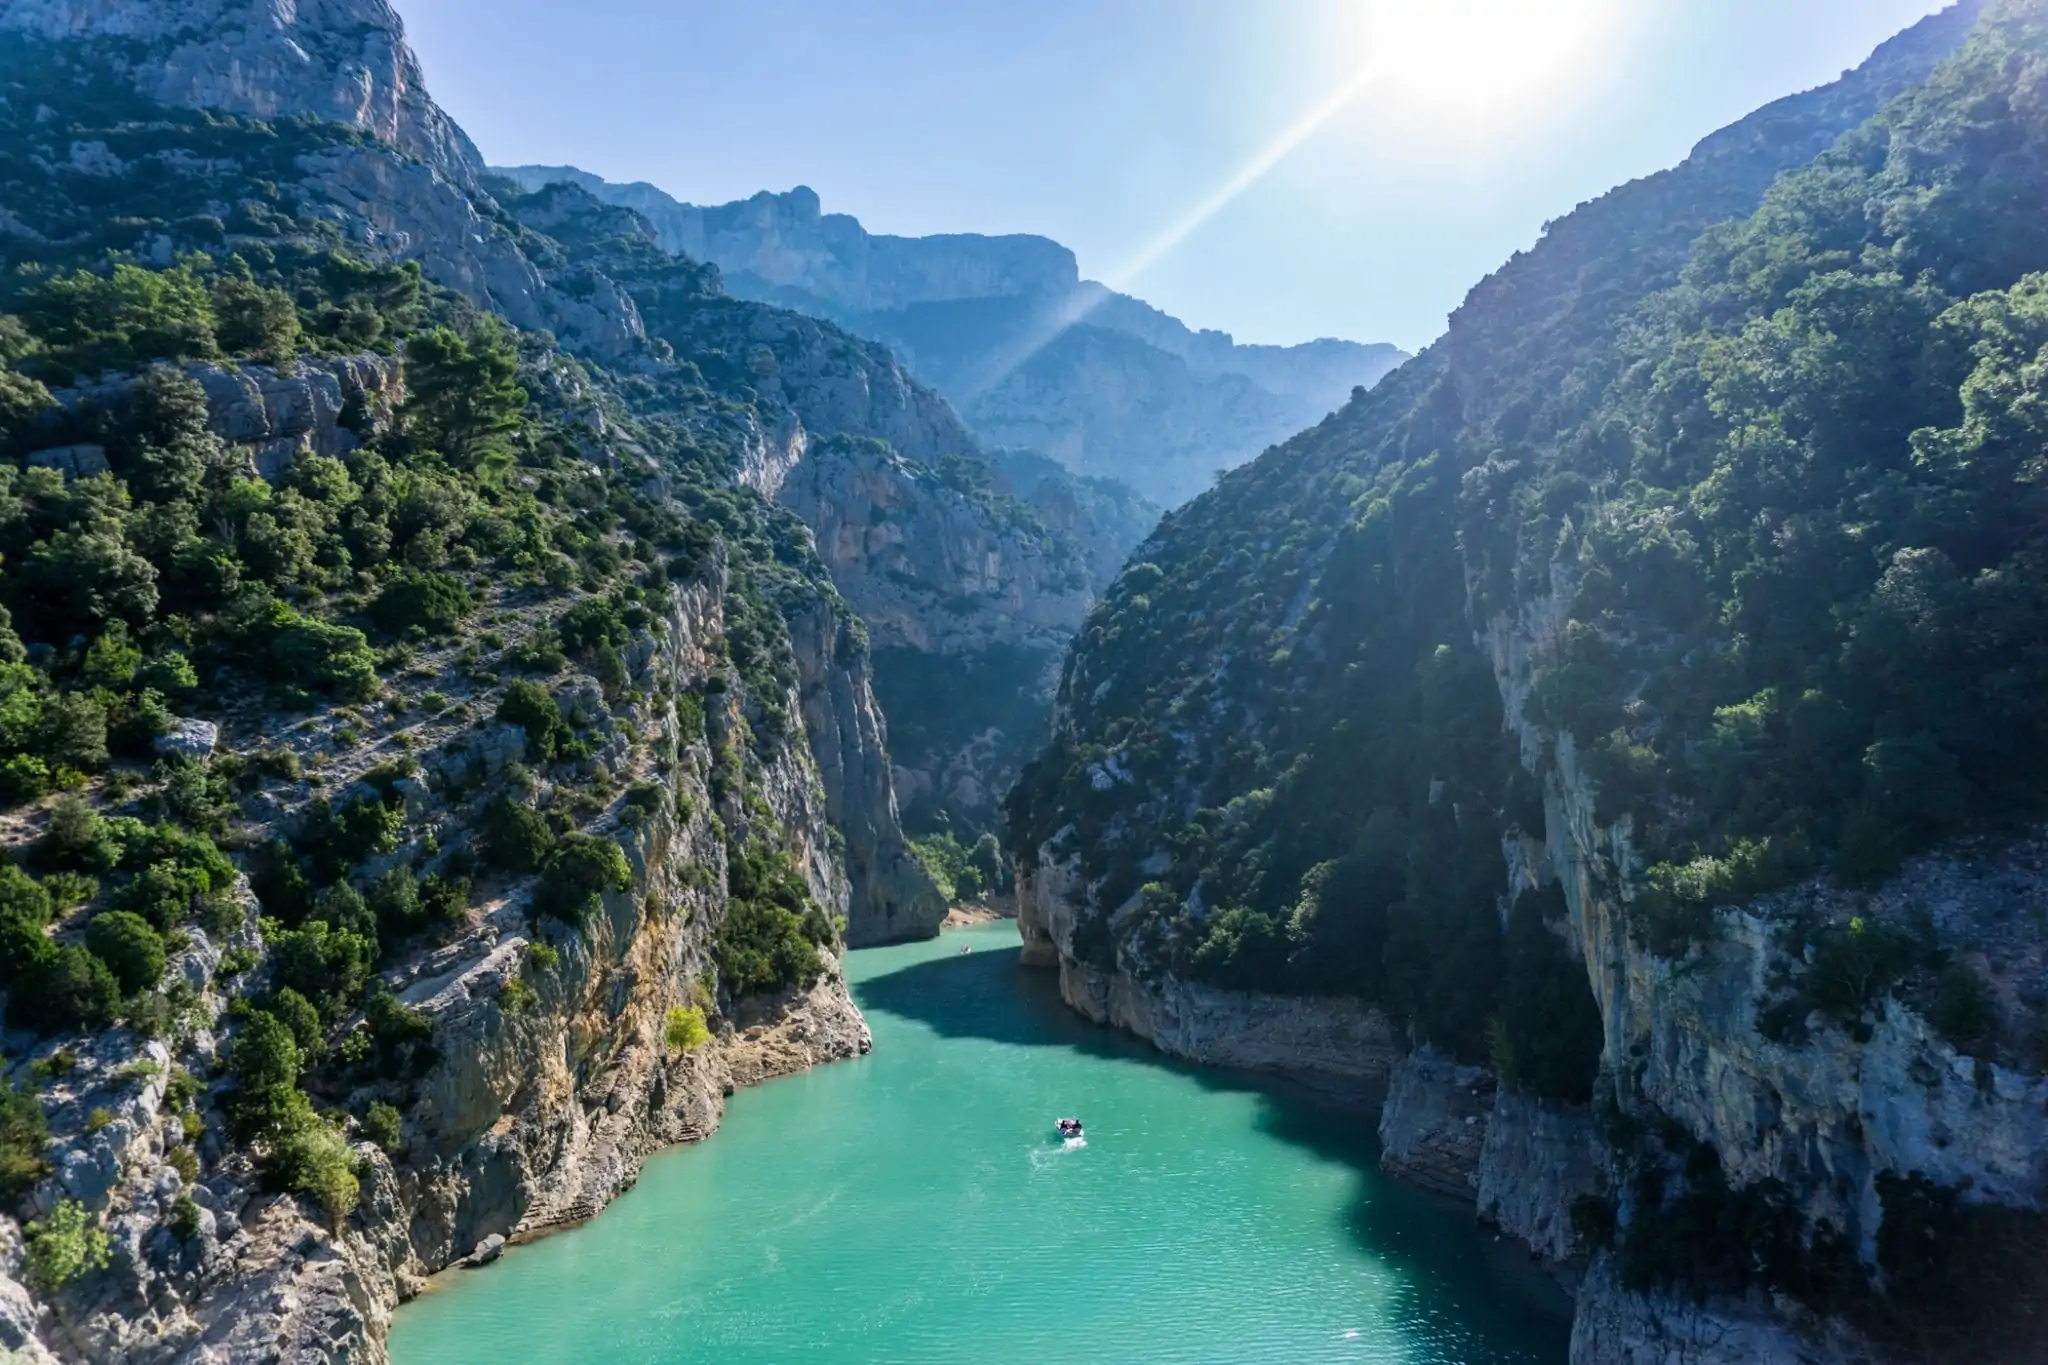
[0,0,484,186]
[1375,1050,1493,1200]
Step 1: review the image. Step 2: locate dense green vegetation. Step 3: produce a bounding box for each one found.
[1009,0,2047,1337]
[0,30,893,1246]
[714,839,832,998]
[906,830,1006,904]
[1011,0,2048,1077]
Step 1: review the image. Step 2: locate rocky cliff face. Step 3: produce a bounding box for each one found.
[775,438,1093,658]
[786,596,947,947]
[1012,3,2045,1359]
[499,177,1082,315]
[0,0,483,187]
[3,568,874,1365]
[484,176,1146,850]
[41,355,403,479]
[496,168,1407,508]
[1016,853,1397,1083]
[0,6,973,1359]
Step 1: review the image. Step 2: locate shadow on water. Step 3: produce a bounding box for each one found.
[857,944,1574,1331]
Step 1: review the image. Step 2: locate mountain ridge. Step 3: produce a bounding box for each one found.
[497,166,1408,505]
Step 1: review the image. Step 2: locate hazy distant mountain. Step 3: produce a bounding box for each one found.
[496,169,1408,505]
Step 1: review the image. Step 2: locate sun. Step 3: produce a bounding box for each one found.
[1358,0,1619,121]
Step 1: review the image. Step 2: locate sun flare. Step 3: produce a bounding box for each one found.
[1359,0,1618,120]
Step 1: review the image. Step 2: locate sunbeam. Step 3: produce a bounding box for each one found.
[957,61,1388,404]
[958,1,1622,406]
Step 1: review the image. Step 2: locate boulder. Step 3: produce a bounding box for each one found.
[465,1233,505,1267]
[153,718,219,760]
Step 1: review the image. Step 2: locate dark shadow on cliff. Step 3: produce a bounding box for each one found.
[855,941,1573,1342]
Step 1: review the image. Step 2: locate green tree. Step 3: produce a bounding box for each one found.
[361,1100,403,1154]
[228,1010,300,1138]
[83,910,166,996]
[211,276,301,364]
[403,324,527,464]
[18,265,217,374]
[10,946,121,1034]
[269,920,375,1023]
[264,1093,358,1224]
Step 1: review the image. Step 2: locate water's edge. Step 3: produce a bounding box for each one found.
[391,923,1571,1364]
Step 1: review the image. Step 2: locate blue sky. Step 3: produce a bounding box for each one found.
[401,0,1953,351]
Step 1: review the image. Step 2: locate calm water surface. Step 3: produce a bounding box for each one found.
[389,923,1569,1364]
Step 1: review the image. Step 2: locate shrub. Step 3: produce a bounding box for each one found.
[10,946,121,1034]
[83,910,166,996]
[0,865,52,928]
[265,987,325,1060]
[296,794,402,883]
[361,1100,403,1155]
[480,797,553,875]
[137,652,199,696]
[1805,917,1918,1040]
[664,1003,710,1053]
[111,861,212,932]
[212,276,300,362]
[264,1092,358,1224]
[714,896,822,999]
[268,921,374,1023]
[24,1200,109,1292]
[35,796,122,874]
[557,599,627,657]
[363,989,436,1079]
[533,833,631,927]
[38,872,95,912]
[0,1076,50,1202]
[249,841,313,924]
[165,1194,203,1241]
[497,681,566,763]
[369,570,473,638]
[263,608,378,701]
[1189,906,1288,991]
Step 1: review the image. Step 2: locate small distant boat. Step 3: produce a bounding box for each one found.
[1055,1117,1084,1140]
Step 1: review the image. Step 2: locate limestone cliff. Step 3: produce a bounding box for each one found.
[496,168,1407,508]
[486,175,1148,848]
[0,0,483,186]
[4,570,874,1365]
[0,8,957,1360]
[1010,3,2045,1359]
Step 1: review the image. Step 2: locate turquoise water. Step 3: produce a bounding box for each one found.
[389,924,1569,1364]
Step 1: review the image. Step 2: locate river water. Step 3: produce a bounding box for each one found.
[389,923,1570,1364]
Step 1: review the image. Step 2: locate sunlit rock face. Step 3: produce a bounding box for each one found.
[0,0,483,185]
